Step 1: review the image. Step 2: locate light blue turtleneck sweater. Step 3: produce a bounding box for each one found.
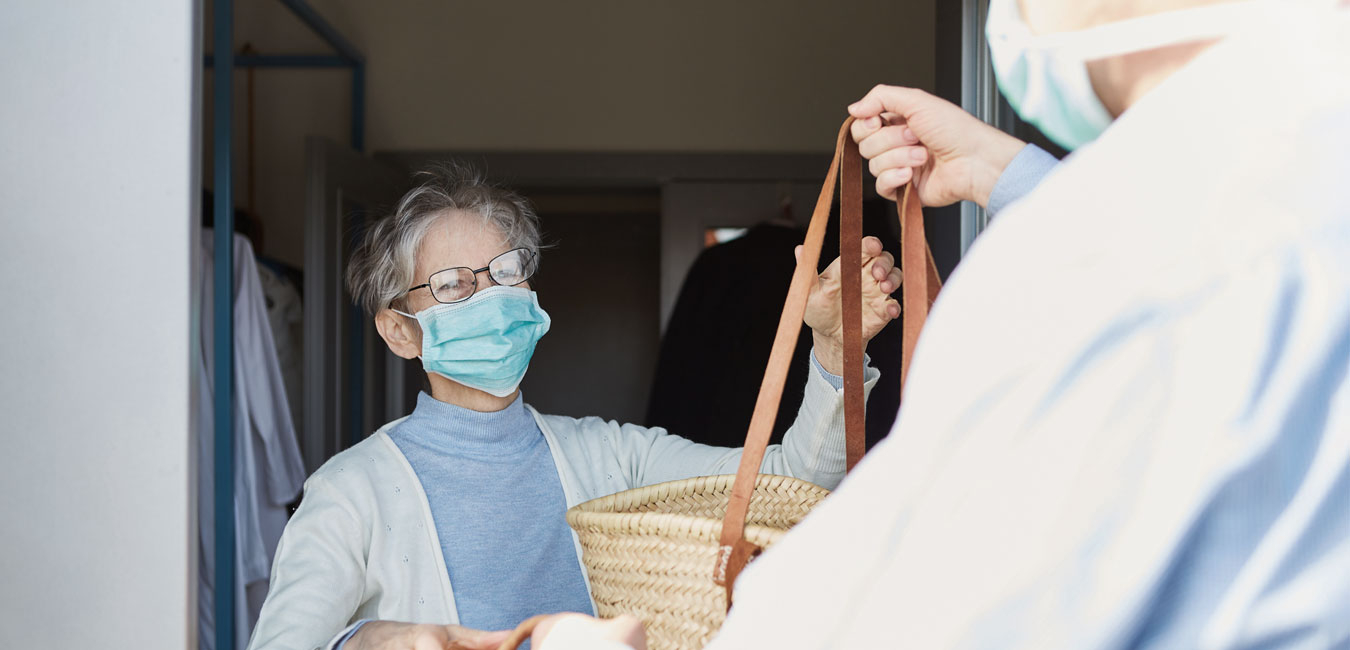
[335,354,846,648]
[384,391,595,636]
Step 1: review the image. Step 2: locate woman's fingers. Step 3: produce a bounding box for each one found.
[884,265,903,295]
[444,625,512,650]
[861,235,884,260]
[861,238,890,275]
[883,297,901,320]
[411,632,445,650]
[860,243,900,294]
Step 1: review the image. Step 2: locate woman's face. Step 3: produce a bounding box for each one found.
[402,210,531,315]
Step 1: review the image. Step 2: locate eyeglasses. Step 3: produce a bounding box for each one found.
[400,247,538,305]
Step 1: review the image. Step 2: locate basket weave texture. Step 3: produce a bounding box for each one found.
[565,474,829,650]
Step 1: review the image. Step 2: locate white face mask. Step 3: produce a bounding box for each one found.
[986,0,1292,151]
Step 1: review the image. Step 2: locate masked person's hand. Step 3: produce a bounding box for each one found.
[848,85,1026,208]
[346,621,512,650]
[798,235,902,375]
[531,614,646,650]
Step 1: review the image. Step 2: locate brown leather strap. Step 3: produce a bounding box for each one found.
[840,134,866,473]
[717,536,764,601]
[898,183,943,387]
[899,183,924,385]
[713,119,854,600]
[714,117,942,607]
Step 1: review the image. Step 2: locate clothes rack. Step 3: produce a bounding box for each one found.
[205,2,365,649]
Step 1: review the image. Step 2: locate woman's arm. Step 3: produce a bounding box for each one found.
[608,238,896,491]
[610,350,878,491]
[246,475,369,650]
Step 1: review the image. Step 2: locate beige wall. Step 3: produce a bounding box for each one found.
[355,0,936,151]
[206,0,936,267]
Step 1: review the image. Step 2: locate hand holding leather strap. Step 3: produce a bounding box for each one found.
[714,117,942,609]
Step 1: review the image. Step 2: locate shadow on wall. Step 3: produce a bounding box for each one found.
[519,192,662,425]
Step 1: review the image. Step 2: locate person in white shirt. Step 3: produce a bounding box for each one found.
[526,0,1350,648]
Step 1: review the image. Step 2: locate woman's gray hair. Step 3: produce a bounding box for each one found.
[346,161,543,315]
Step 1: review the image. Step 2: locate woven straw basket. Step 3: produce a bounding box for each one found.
[565,474,829,650]
[544,118,940,650]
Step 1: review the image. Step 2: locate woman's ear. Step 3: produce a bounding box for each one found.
[374,309,421,360]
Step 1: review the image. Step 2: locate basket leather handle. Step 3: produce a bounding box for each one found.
[901,179,942,384]
[714,117,941,607]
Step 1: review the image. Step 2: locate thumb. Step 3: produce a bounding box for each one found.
[794,244,803,264]
[818,254,840,282]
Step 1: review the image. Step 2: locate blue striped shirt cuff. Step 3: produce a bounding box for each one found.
[331,620,370,650]
[810,348,871,391]
[987,144,1060,218]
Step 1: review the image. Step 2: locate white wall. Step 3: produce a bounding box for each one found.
[0,2,198,648]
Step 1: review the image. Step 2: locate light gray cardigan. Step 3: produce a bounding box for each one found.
[247,362,878,650]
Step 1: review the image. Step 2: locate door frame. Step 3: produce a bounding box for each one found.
[303,136,409,473]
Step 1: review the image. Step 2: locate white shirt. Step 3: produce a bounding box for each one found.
[199,232,308,650]
[708,7,1350,649]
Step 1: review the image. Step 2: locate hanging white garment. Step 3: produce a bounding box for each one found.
[255,261,304,435]
[198,230,307,650]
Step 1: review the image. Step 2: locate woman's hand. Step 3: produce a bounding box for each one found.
[848,85,1026,208]
[801,235,901,375]
[347,621,511,650]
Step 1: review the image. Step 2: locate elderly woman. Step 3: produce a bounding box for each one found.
[247,164,902,650]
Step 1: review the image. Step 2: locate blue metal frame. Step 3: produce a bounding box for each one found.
[212,2,236,649]
[277,0,364,63]
[205,54,349,68]
[203,0,366,152]
[208,2,364,649]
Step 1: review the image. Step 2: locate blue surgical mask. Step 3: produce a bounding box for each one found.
[986,0,1283,151]
[395,285,551,397]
